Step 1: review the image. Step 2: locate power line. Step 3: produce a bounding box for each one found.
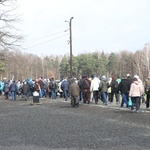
[24,34,69,49]
[24,30,69,42]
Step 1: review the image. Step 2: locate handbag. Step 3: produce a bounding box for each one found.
[128,97,132,106]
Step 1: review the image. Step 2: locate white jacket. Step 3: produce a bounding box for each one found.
[90,77,100,91]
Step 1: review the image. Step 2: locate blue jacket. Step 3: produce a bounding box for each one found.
[61,80,70,91]
[10,83,18,92]
[0,81,4,91]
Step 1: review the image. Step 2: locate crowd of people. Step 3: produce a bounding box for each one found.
[0,73,150,112]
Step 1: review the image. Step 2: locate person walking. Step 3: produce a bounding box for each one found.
[9,80,18,101]
[38,77,44,98]
[116,76,121,104]
[49,78,57,99]
[118,76,130,108]
[33,81,40,93]
[3,81,10,100]
[70,78,80,107]
[61,78,70,101]
[47,79,52,99]
[43,79,49,98]
[129,76,143,113]
[78,76,84,101]
[133,74,144,107]
[107,77,112,103]
[110,76,119,104]
[58,79,63,98]
[82,75,91,104]
[90,75,100,104]
[21,81,30,101]
[99,75,109,105]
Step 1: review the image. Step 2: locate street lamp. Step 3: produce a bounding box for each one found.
[65,17,74,78]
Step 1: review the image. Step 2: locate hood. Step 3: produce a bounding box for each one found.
[27,78,31,82]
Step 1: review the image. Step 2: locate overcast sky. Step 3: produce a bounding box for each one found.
[17,0,150,56]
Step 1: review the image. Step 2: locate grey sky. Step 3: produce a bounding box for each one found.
[17,0,150,56]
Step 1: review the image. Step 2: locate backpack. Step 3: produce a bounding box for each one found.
[111,80,118,90]
[114,81,118,89]
[49,81,56,89]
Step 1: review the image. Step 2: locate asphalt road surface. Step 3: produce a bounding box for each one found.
[0,96,150,150]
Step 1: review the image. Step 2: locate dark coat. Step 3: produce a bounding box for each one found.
[38,80,44,89]
[10,83,17,92]
[49,80,57,89]
[22,84,30,94]
[111,80,118,92]
[145,78,150,93]
[82,78,91,89]
[3,83,9,93]
[61,80,70,91]
[78,78,84,90]
[118,79,130,95]
[127,76,133,89]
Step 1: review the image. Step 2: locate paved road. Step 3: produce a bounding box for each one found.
[0,96,150,150]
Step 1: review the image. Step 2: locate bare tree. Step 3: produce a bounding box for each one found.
[133,50,142,78]
[141,43,150,78]
[0,0,22,50]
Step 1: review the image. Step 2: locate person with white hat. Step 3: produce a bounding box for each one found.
[129,75,143,113]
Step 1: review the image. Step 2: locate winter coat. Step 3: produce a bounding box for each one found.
[43,81,48,90]
[3,83,9,93]
[82,78,91,89]
[129,81,143,97]
[145,78,150,93]
[111,80,118,92]
[0,81,4,91]
[90,77,100,91]
[107,80,112,93]
[70,82,80,97]
[61,80,70,91]
[34,82,40,92]
[99,80,109,92]
[127,76,133,88]
[21,84,30,94]
[49,80,57,89]
[58,81,63,92]
[118,79,130,95]
[38,80,44,89]
[78,78,84,90]
[9,83,18,92]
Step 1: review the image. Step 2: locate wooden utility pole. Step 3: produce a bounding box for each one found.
[69,17,74,78]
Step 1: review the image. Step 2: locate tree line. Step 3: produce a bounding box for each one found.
[0,43,149,81]
[60,43,150,81]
